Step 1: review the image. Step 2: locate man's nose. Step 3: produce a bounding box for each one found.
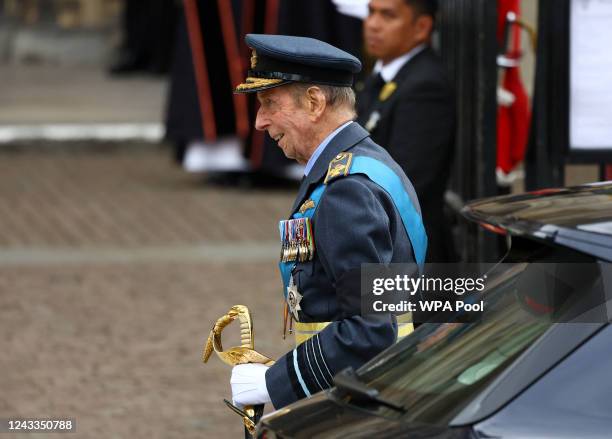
[255,108,269,131]
[364,14,380,31]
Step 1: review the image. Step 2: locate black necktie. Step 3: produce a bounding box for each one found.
[362,73,386,131]
[371,72,386,103]
[358,73,386,128]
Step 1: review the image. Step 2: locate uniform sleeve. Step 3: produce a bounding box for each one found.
[265,176,399,409]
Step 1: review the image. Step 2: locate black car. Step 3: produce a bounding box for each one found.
[257,182,612,439]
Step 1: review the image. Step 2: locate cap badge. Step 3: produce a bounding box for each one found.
[250,49,258,69]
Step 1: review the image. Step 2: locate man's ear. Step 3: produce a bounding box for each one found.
[305,86,326,120]
[415,15,434,43]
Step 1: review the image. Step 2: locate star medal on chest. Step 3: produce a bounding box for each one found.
[279,217,315,263]
[286,276,303,321]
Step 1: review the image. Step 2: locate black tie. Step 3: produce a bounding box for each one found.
[371,72,386,102]
[357,73,386,128]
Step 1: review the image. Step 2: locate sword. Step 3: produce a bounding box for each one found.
[202,305,274,438]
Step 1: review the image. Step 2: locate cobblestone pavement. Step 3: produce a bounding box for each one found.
[0,146,296,438]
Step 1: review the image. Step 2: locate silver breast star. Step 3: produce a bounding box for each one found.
[287,279,303,321]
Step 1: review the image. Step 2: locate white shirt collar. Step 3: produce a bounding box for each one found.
[373,44,427,82]
[304,121,353,176]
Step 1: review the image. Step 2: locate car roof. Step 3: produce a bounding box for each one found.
[462,181,612,261]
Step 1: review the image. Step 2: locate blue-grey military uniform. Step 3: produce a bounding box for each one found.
[234,34,427,409]
[267,122,425,408]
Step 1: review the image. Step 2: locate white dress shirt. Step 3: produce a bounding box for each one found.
[373,44,427,82]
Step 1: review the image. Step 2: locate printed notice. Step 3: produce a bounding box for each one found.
[570,0,612,149]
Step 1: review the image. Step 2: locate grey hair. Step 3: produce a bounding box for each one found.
[290,83,356,117]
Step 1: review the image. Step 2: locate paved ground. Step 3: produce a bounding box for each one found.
[0,65,166,125]
[0,146,296,438]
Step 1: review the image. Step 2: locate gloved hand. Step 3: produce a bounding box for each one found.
[231,363,271,408]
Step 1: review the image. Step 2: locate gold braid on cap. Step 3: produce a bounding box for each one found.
[235,76,284,91]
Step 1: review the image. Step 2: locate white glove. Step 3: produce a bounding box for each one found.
[231,363,271,408]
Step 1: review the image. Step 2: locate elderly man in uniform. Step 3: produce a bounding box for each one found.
[229,34,428,409]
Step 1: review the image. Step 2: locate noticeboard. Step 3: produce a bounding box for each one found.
[569,0,612,159]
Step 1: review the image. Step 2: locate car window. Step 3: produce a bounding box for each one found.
[357,243,606,426]
[474,324,612,437]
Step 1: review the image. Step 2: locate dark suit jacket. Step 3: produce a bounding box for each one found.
[266,122,422,408]
[357,47,456,262]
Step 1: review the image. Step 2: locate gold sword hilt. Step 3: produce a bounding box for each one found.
[202,305,274,435]
[203,305,274,366]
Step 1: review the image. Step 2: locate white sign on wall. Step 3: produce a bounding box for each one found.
[570,0,612,150]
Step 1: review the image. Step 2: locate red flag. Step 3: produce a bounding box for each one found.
[496,0,531,175]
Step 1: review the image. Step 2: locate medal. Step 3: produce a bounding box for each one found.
[286,276,303,321]
[278,214,315,338]
[279,217,315,263]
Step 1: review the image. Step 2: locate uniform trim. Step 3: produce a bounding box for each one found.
[293,335,336,393]
[184,0,216,141]
[294,321,330,344]
[308,336,332,387]
[285,350,307,400]
[264,0,280,34]
[235,76,285,91]
[292,348,312,397]
[296,342,324,393]
[314,335,334,383]
[304,343,325,390]
[216,0,249,138]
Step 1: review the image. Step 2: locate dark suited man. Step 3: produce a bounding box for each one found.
[357,0,456,262]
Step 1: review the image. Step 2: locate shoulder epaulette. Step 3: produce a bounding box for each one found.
[324,152,353,184]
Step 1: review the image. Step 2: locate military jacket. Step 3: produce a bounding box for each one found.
[265,122,423,408]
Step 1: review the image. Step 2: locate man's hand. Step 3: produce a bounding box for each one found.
[231,363,271,408]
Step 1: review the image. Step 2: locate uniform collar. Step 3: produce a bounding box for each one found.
[289,122,370,214]
[304,120,353,176]
[373,44,427,82]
